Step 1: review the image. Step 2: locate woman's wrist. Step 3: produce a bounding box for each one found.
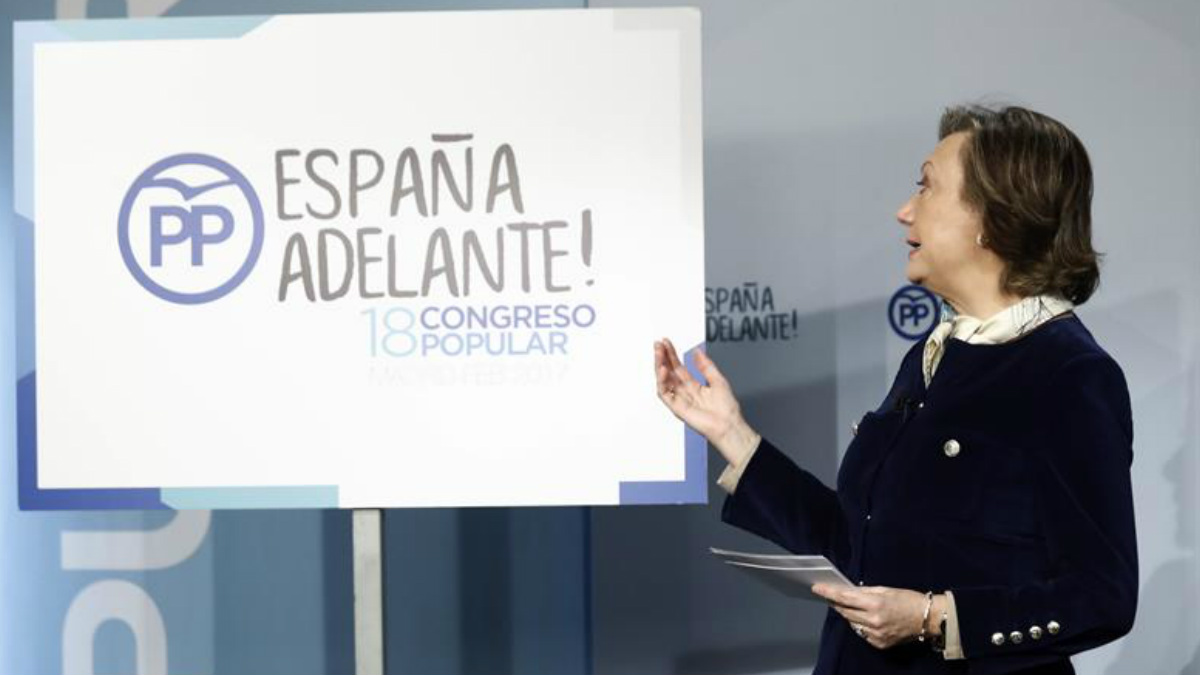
[923,594,947,637]
[713,417,761,467]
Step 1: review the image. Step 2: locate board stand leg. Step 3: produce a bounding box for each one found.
[353,508,386,675]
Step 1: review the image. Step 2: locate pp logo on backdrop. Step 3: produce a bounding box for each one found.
[118,154,264,304]
[888,284,941,340]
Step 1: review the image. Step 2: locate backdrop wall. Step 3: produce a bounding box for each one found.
[589,2,1200,674]
[2,1,1197,674]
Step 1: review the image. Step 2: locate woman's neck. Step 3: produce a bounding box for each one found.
[941,287,1026,321]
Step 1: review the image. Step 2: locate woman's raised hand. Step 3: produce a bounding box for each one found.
[653,337,761,466]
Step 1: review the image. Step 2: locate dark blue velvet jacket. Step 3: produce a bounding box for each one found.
[722,314,1138,675]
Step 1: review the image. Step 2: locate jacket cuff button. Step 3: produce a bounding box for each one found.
[991,632,1005,646]
[1029,625,1043,640]
[1009,631,1024,645]
[1047,620,1061,635]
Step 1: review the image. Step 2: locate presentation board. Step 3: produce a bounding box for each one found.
[13,8,705,509]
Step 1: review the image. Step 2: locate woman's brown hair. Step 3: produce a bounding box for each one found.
[939,105,1101,305]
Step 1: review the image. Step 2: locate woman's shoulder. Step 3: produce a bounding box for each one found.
[1030,313,1125,376]
[1025,316,1132,433]
[1034,314,1135,443]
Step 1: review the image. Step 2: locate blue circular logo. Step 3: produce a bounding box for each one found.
[118,153,264,304]
[888,284,941,340]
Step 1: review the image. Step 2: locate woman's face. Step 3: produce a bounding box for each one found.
[894,131,985,298]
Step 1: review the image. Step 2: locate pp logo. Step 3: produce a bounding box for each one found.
[888,284,941,340]
[118,154,264,304]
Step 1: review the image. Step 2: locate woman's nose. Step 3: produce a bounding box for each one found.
[895,197,914,226]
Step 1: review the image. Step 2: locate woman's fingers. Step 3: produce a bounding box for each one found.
[659,368,687,405]
[662,337,685,372]
[694,349,729,389]
[833,605,878,629]
[812,584,872,610]
[664,340,733,398]
[655,361,671,396]
[662,338,701,393]
[837,609,896,650]
[653,342,671,391]
[654,343,689,410]
[822,587,925,650]
[657,338,667,386]
[655,343,687,388]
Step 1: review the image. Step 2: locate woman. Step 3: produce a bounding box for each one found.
[654,105,1137,675]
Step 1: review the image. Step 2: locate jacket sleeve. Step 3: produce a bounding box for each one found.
[720,437,851,567]
[951,353,1138,672]
[717,340,924,568]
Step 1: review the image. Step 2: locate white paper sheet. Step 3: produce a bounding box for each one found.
[711,548,853,600]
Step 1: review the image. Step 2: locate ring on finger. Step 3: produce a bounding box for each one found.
[852,623,867,639]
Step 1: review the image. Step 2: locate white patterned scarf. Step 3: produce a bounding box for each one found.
[922,294,1075,387]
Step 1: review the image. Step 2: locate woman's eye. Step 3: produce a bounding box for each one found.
[916,178,929,193]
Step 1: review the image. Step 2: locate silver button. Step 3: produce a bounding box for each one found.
[1029,625,1043,640]
[943,439,961,457]
[991,632,1005,646]
[1047,620,1061,635]
[918,402,925,408]
[851,422,859,436]
[866,514,872,521]
[857,580,865,586]
[1009,631,1024,645]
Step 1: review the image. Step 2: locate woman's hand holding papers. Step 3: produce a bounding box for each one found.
[812,584,947,650]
